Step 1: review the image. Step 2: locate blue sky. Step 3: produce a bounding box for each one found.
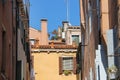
[30,0,80,33]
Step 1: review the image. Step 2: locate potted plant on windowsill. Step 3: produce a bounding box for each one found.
[107,65,118,73]
[107,65,118,79]
[63,70,72,76]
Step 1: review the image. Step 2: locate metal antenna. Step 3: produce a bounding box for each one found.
[67,0,68,21]
[66,0,69,21]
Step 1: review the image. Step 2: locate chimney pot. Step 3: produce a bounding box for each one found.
[41,19,47,21]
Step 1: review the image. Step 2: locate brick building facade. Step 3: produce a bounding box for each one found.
[0,0,17,79]
[0,0,31,80]
[79,0,120,80]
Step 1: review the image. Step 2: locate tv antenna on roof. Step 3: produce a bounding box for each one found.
[65,0,70,22]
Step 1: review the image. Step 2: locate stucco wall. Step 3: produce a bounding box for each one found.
[29,27,41,45]
[18,29,27,80]
[66,29,81,45]
[32,52,77,80]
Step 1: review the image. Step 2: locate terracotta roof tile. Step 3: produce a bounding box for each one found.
[31,45,77,49]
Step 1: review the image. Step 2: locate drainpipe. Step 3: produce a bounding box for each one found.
[15,0,19,80]
[11,0,17,80]
[117,0,120,79]
[118,0,120,44]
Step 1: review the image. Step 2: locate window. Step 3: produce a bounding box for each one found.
[30,39,36,45]
[2,0,6,5]
[62,57,73,70]
[1,30,6,74]
[88,1,92,34]
[72,35,79,46]
[59,56,76,75]
[16,61,22,80]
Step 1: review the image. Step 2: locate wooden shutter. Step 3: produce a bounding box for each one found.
[1,31,6,73]
[73,57,77,74]
[31,56,34,68]
[59,57,63,75]
[16,61,22,80]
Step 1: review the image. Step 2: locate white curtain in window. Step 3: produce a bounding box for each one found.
[62,57,73,70]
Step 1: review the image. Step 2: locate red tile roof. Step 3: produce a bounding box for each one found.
[31,45,77,49]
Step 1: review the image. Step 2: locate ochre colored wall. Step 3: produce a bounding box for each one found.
[32,52,77,80]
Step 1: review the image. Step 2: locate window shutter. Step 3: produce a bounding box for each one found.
[73,57,77,74]
[59,57,63,75]
[31,56,34,68]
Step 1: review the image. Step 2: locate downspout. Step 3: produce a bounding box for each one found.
[80,0,86,80]
[117,0,120,79]
[11,0,13,79]
[11,0,16,80]
[118,0,120,46]
[15,0,19,80]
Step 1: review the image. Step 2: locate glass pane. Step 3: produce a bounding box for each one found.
[62,57,73,70]
[72,35,79,46]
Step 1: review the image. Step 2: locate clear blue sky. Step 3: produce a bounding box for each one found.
[30,0,80,33]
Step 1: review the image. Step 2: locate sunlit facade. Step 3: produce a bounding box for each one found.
[29,20,81,80]
[79,0,120,80]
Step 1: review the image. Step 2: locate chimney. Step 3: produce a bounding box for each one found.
[41,19,48,45]
[62,21,69,32]
[118,0,120,6]
[58,27,62,38]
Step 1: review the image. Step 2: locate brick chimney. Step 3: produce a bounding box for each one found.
[41,19,48,45]
[118,0,120,6]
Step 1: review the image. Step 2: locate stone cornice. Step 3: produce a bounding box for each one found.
[31,48,77,53]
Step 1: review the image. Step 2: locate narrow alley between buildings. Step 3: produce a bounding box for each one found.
[0,0,120,80]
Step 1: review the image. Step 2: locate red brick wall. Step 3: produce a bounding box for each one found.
[80,0,99,80]
[82,31,96,80]
[0,0,16,80]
